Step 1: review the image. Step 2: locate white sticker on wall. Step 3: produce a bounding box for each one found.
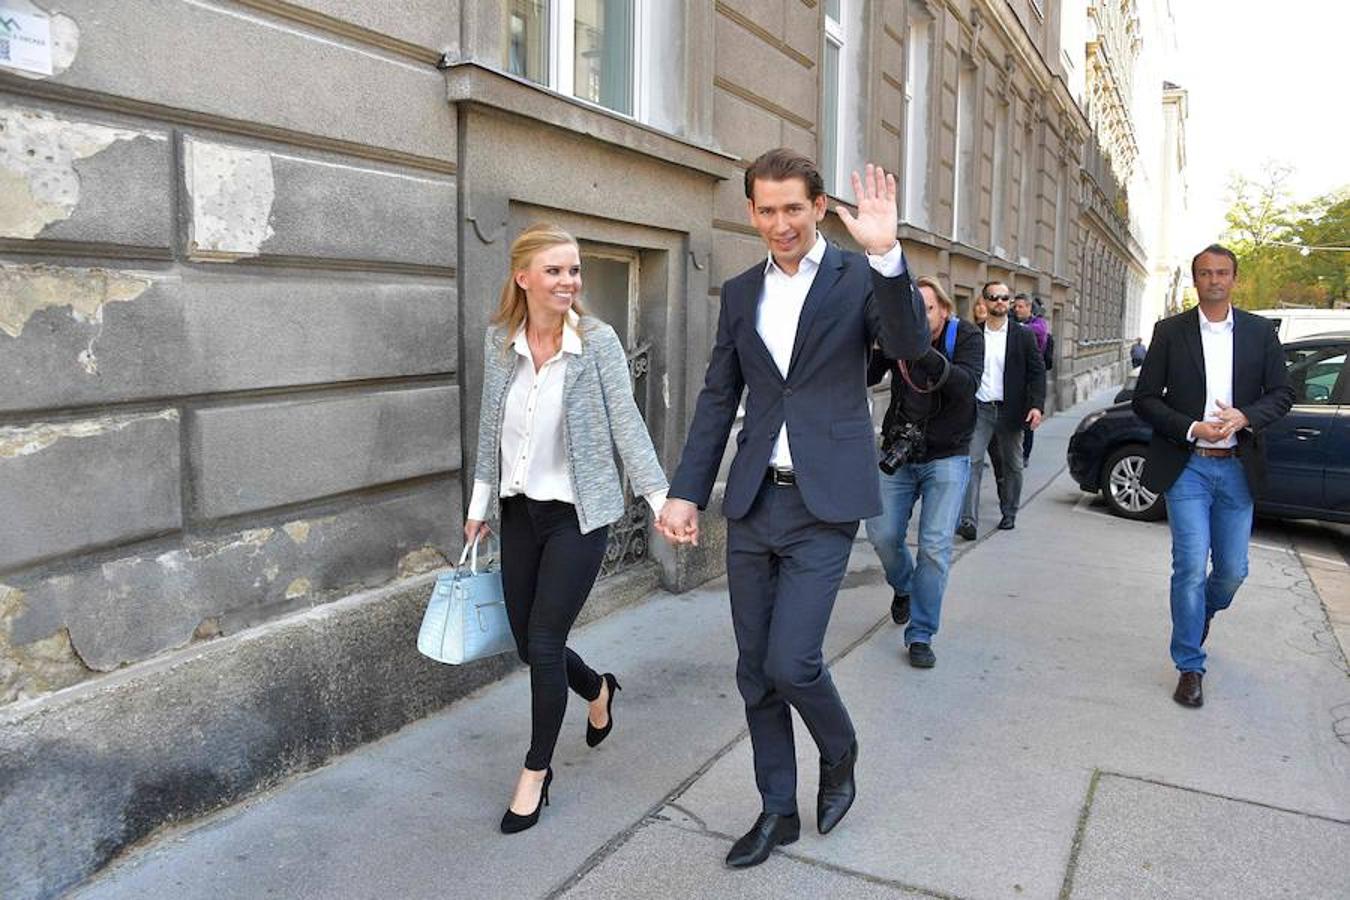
[0,5,53,76]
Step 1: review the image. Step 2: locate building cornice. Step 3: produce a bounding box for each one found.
[442,61,737,181]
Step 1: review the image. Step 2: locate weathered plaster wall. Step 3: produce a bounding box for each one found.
[0,3,461,894]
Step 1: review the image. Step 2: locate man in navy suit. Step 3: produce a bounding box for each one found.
[1132,244,1293,708]
[657,149,928,868]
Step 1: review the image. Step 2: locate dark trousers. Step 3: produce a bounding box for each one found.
[499,496,608,771]
[726,476,858,815]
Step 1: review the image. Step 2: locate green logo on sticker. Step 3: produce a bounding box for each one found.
[0,17,21,34]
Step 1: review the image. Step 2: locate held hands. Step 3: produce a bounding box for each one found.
[1025,408,1044,430]
[1212,399,1249,433]
[837,164,899,256]
[655,498,700,547]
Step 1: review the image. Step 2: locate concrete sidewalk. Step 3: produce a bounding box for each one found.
[76,393,1350,899]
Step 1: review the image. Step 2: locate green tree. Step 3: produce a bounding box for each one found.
[1286,189,1350,308]
[1222,164,1298,310]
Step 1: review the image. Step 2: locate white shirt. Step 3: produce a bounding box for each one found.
[757,233,907,469]
[976,321,1009,403]
[1188,304,1237,449]
[467,310,667,520]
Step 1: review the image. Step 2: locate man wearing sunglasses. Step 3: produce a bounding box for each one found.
[957,281,1046,539]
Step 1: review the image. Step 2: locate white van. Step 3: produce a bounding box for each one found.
[1252,308,1350,342]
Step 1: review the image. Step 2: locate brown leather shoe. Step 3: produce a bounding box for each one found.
[1173,671,1203,708]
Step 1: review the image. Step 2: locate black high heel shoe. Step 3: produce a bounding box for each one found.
[500,767,552,834]
[585,673,622,748]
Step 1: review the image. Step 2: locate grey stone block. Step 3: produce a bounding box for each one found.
[0,411,181,571]
[714,14,816,123]
[0,104,172,247]
[286,0,459,54]
[188,386,460,519]
[182,138,456,267]
[26,0,455,166]
[4,483,461,676]
[0,566,502,900]
[1069,775,1350,900]
[263,149,457,267]
[0,263,456,414]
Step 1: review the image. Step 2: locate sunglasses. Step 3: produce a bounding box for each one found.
[985,294,1010,302]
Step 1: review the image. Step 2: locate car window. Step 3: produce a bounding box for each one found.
[1285,346,1349,405]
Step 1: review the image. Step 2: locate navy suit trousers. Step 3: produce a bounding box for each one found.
[726,475,859,814]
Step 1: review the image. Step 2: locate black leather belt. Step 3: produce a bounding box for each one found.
[766,467,796,485]
[1194,446,1236,458]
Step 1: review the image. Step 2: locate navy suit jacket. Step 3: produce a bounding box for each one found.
[1132,306,1293,494]
[669,243,928,523]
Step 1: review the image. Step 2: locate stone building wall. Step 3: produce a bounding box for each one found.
[1,2,1137,896]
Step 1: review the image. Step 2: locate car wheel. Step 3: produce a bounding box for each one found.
[1101,444,1164,521]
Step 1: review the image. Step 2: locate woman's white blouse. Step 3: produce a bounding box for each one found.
[467,312,666,521]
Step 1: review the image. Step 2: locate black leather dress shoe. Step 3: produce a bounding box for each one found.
[997,515,1016,530]
[1173,671,1203,708]
[725,812,799,868]
[956,521,977,541]
[890,593,910,625]
[816,739,858,834]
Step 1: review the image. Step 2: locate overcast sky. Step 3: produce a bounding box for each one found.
[1168,0,1349,250]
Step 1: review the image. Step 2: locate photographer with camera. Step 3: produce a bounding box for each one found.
[864,277,983,669]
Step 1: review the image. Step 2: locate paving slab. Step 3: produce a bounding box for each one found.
[560,816,935,899]
[1067,774,1350,900]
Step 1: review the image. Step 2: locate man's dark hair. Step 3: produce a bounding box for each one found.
[744,148,826,202]
[1191,244,1238,281]
[1014,292,1030,302]
[981,281,1009,299]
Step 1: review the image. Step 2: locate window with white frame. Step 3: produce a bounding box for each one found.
[990,99,1011,255]
[1018,125,1038,266]
[953,63,977,243]
[821,1,867,197]
[903,16,932,229]
[501,0,682,128]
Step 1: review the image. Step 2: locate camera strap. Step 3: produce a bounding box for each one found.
[896,319,955,394]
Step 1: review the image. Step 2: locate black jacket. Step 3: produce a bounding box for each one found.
[1132,306,1293,494]
[980,320,1047,429]
[869,318,984,463]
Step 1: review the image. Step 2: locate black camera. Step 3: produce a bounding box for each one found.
[879,421,926,475]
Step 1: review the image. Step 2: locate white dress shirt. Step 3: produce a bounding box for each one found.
[467,310,667,520]
[1187,304,1237,449]
[976,321,1009,403]
[757,233,907,469]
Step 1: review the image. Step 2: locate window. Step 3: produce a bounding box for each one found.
[1054,161,1069,274]
[1018,126,1037,265]
[1286,347,1348,405]
[953,64,977,243]
[990,100,1010,255]
[903,17,932,228]
[504,0,670,122]
[821,1,865,197]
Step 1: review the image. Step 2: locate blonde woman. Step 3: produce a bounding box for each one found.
[464,223,668,834]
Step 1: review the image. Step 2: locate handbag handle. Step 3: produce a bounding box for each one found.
[457,534,482,574]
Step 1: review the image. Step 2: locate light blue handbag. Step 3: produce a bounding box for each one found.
[417,536,515,665]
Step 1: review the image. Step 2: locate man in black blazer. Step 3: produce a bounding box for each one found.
[956,282,1046,539]
[1132,244,1293,708]
[657,149,928,868]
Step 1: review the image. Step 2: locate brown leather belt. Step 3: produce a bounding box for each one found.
[766,467,797,485]
[1194,446,1237,458]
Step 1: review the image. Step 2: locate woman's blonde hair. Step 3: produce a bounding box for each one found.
[493,223,587,345]
[914,275,955,317]
[971,295,989,323]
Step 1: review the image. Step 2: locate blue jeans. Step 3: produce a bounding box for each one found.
[865,455,971,645]
[1163,455,1253,673]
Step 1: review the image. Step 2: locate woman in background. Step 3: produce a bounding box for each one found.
[464,223,669,834]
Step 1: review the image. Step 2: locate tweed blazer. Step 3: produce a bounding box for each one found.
[473,315,668,534]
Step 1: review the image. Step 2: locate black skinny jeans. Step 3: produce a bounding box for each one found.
[499,495,609,771]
